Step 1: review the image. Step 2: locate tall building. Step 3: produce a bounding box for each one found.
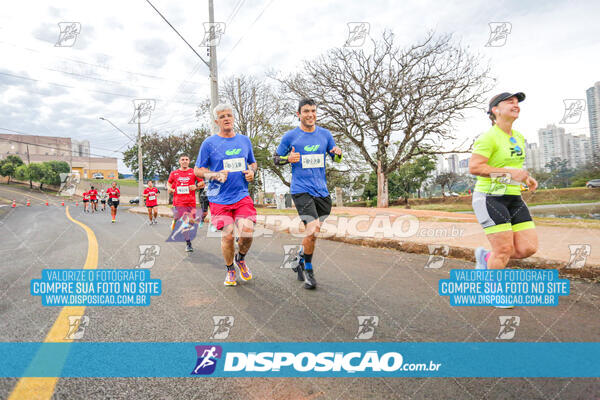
[446,154,459,174]
[565,133,591,168]
[586,81,600,154]
[525,142,541,171]
[538,124,567,168]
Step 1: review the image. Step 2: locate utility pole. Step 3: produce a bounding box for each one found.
[137,106,144,201]
[208,0,219,133]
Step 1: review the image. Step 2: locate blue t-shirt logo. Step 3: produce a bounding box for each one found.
[225,148,242,156]
[304,144,320,152]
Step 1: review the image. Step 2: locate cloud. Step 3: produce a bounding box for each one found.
[134,38,175,69]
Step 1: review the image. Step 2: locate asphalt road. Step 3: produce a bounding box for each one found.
[1,183,600,399]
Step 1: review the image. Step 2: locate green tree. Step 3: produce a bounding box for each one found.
[123,128,211,181]
[435,172,461,194]
[0,155,24,184]
[544,158,574,188]
[27,163,45,188]
[15,164,28,181]
[393,156,436,205]
[39,161,70,189]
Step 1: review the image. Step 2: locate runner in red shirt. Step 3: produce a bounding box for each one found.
[106,181,121,223]
[143,180,160,225]
[168,155,204,252]
[88,186,98,213]
[82,190,90,213]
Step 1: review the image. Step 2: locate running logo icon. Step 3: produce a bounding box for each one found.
[167,218,199,242]
[425,245,449,269]
[129,99,156,124]
[191,345,222,375]
[225,148,242,156]
[138,245,160,268]
[559,99,586,124]
[210,316,234,339]
[496,316,520,340]
[344,22,370,47]
[281,245,303,269]
[200,22,226,47]
[566,244,590,269]
[355,316,379,340]
[65,315,89,340]
[55,22,81,47]
[485,22,512,47]
[58,172,80,197]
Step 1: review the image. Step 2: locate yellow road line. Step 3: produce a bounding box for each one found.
[9,206,98,400]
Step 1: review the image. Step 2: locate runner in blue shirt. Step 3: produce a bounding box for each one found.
[274,98,342,289]
[194,103,258,287]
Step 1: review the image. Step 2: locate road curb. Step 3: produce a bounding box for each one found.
[128,207,600,281]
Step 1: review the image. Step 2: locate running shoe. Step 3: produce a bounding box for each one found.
[210,224,218,233]
[185,243,193,252]
[303,269,317,290]
[235,257,252,281]
[475,247,488,270]
[292,250,305,282]
[111,219,115,223]
[171,220,176,230]
[224,269,237,286]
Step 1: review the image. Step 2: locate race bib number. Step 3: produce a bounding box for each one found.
[177,186,190,195]
[223,157,245,172]
[148,195,156,201]
[302,154,324,168]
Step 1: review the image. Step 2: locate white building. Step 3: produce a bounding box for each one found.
[586,81,600,154]
[525,142,542,171]
[538,124,567,169]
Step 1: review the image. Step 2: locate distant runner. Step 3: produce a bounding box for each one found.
[106,181,121,223]
[88,185,98,213]
[143,180,160,225]
[100,189,107,211]
[168,155,203,252]
[82,190,90,213]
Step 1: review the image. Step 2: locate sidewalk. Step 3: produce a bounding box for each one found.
[129,205,600,279]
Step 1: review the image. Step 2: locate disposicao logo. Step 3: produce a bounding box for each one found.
[191,345,222,375]
[223,350,404,373]
[225,148,242,155]
[304,144,320,152]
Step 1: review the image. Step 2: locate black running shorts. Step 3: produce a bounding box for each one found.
[472,192,534,234]
[108,199,119,208]
[291,193,332,225]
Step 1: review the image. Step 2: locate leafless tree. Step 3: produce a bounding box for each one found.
[274,30,493,207]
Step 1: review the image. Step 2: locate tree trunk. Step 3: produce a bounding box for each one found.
[30,179,33,189]
[40,183,44,190]
[376,160,389,208]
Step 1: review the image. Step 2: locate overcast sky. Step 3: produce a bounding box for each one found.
[1,0,599,175]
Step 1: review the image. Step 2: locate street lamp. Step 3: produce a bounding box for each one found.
[99,116,143,201]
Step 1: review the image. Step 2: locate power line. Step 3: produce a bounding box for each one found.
[0,40,205,85]
[144,0,210,68]
[220,0,277,65]
[0,71,199,105]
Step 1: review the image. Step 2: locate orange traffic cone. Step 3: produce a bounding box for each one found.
[26,199,31,207]
[45,201,49,206]
[11,200,16,208]
[61,200,65,206]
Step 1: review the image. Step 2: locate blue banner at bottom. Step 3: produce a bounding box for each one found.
[1,342,599,378]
